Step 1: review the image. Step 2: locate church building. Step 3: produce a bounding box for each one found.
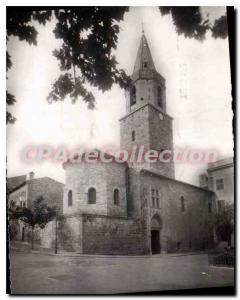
[60,32,216,255]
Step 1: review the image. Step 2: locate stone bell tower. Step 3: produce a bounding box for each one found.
[119,32,175,179]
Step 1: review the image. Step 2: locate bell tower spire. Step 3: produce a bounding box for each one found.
[119,31,175,179]
[133,31,156,74]
[126,32,167,114]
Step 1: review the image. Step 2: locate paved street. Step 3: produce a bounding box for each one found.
[9,251,234,294]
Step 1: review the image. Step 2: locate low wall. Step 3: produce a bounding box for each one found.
[40,221,55,249]
[82,214,145,255]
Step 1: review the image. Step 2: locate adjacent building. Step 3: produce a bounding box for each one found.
[199,157,234,210]
[7,172,63,242]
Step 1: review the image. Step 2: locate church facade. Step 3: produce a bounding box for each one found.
[60,33,216,255]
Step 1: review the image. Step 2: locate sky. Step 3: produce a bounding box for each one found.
[7,6,233,185]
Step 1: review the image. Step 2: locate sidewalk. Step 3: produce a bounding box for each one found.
[10,243,210,259]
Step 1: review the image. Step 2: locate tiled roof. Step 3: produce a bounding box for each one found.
[133,33,156,74]
[7,175,26,193]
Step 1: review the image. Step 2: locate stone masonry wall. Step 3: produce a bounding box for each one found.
[63,161,128,217]
[120,104,150,152]
[27,177,63,213]
[41,216,83,252]
[148,105,175,178]
[63,162,108,216]
[106,162,127,217]
[82,214,144,255]
[120,104,174,178]
[140,171,216,253]
[125,76,166,114]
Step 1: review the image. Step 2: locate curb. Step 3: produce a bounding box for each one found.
[10,248,210,259]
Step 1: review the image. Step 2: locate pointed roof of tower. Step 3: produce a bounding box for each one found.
[133,32,156,74]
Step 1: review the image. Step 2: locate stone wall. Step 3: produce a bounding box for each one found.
[140,170,216,253]
[148,105,175,178]
[63,160,128,217]
[63,162,108,216]
[59,215,83,252]
[120,104,174,178]
[127,168,141,218]
[82,214,144,255]
[40,221,55,249]
[125,76,166,114]
[40,216,83,252]
[120,104,150,152]
[106,162,127,217]
[28,177,63,212]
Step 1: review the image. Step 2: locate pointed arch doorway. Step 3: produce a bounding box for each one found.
[151,215,162,254]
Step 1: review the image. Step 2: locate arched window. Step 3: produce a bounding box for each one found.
[132,130,135,142]
[180,196,185,212]
[68,190,73,206]
[114,189,119,205]
[130,85,136,106]
[88,188,96,204]
[157,86,163,108]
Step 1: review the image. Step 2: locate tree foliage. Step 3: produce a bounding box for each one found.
[7,7,228,124]
[6,7,130,123]
[9,195,56,249]
[159,7,228,41]
[213,203,234,246]
[47,8,131,108]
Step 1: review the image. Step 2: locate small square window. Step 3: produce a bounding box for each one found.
[216,179,224,190]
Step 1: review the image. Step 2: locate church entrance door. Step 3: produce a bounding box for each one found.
[150,214,162,254]
[151,230,160,254]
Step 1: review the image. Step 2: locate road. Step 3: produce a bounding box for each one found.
[9,251,234,294]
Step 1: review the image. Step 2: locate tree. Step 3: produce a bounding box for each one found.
[159,7,228,41]
[214,203,234,246]
[6,7,130,123]
[47,8,131,107]
[9,196,56,250]
[7,7,228,124]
